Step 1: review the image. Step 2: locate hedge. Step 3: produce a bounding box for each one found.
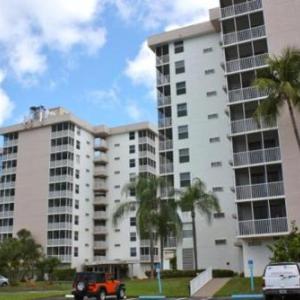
[53,268,76,281]
[145,269,236,278]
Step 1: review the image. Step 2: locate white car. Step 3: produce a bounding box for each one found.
[0,275,8,287]
[263,262,300,299]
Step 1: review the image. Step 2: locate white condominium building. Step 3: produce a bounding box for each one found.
[0,106,158,278]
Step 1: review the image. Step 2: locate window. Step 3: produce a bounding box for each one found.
[76,154,80,163]
[178,125,188,140]
[129,132,135,140]
[130,217,136,226]
[115,244,120,247]
[129,188,136,197]
[215,239,227,245]
[114,171,120,174]
[175,60,185,74]
[176,82,186,95]
[75,200,79,209]
[130,247,137,257]
[76,140,80,150]
[114,157,120,161]
[174,40,184,53]
[75,216,79,225]
[74,231,79,241]
[115,229,120,232]
[177,103,187,117]
[207,91,217,97]
[212,187,224,192]
[75,184,79,194]
[129,159,135,168]
[114,143,120,147]
[130,232,137,242]
[180,172,191,187]
[114,185,120,189]
[74,247,78,257]
[209,137,220,143]
[183,229,193,238]
[208,113,219,119]
[214,212,225,218]
[129,145,135,154]
[205,69,215,75]
[203,47,213,53]
[211,161,222,168]
[179,148,190,163]
[75,169,80,179]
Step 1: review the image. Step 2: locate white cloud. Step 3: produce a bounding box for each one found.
[0,70,14,126]
[0,0,106,80]
[87,87,120,109]
[126,103,142,121]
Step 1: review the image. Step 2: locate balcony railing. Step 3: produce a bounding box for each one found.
[47,222,72,230]
[1,153,17,161]
[164,237,177,248]
[94,167,108,177]
[94,226,107,234]
[48,206,73,214]
[238,217,288,236]
[49,175,73,183]
[221,0,262,19]
[233,147,281,167]
[48,190,73,198]
[94,255,107,261]
[140,240,158,247]
[231,117,277,134]
[1,167,17,175]
[0,211,13,218]
[50,159,74,168]
[49,255,72,263]
[223,25,266,46]
[158,117,172,128]
[156,55,169,66]
[51,145,74,153]
[47,239,72,246]
[94,196,107,205]
[0,226,13,233]
[158,96,171,107]
[3,139,18,147]
[159,140,173,151]
[0,182,15,189]
[236,181,284,200]
[0,196,14,203]
[51,130,75,139]
[94,140,108,150]
[94,182,107,191]
[139,165,156,174]
[94,241,108,249]
[94,154,108,164]
[226,53,268,74]
[94,211,107,219]
[157,74,170,86]
[140,255,159,262]
[228,86,268,103]
[138,137,156,146]
[160,163,174,174]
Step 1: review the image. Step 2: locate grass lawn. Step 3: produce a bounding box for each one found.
[124,277,192,297]
[0,291,67,300]
[214,277,263,297]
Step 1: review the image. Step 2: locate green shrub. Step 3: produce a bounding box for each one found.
[53,268,76,281]
[145,269,204,278]
[212,269,236,278]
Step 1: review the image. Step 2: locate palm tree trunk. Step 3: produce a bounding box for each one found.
[191,208,198,271]
[286,98,300,151]
[150,232,155,278]
[160,236,164,270]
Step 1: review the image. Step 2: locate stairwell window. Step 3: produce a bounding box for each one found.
[174,40,184,53]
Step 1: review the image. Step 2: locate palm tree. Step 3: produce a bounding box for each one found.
[178,178,220,271]
[254,47,300,151]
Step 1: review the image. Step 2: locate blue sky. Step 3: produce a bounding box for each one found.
[0,0,219,128]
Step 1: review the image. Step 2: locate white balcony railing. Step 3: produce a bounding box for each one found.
[156,55,169,66]
[164,237,177,248]
[238,217,288,236]
[159,140,173,151]
[50,159,74,168]
[94,211,107,219]
[94,226,107,234]
[0,182,15,189]
[94,182,107,191]
[48,190,73,198]
[94,255,107,262]
[158,96,171,107]
[140,255,159,262]
[94,196,107,204]
[49,255,72,263]
[0,211,14,218]
[49,175,73,183]
[231,117,277,134]
[223,25,266,46]
[94,154,108,163]
[0,196,14,203]
[226,53,268,74]
[139,165,156,174]
[157,74,170,86]
[1,153,17,161]
[138,137,156,146]
[94,167,108,177]
[160,163,174,174]
[51,130,75,139]
[221,0,262,19]
[233,147,281,167]
[47,239,72,246]
[48,206,73,214]
[3,139,18,147]
[228,86,268,103]
[0,226,13,233]
[94,241,108,249]
[1,167,17,175]
[48,222,72,230]
[158,117,172,128]
[94,139,108,150]
[51,145,74,153]
[236,181,284,200]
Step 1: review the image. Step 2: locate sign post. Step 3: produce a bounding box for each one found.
[155,263,162,294]
[248,259,255,291]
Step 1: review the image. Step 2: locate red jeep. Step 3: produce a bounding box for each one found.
[72,272,126,300]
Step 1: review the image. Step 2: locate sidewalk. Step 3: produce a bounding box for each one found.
[193,278,231,298]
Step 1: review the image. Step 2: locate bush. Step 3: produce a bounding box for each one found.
[53,268,76,281]
[145,269,204,278]
[212,269,236,278]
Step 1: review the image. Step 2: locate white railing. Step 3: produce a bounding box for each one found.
[190,267,213,296]
[0,196,14,203]
[0,182,15,189]
[138,137,156,146]
[48,206,73,214]
[94,182,107,190]
[158,117,172,128]
[140,239,158,247]
[94,167,108,176]
[233,147,281,166]
[139,151,156,160]
[1,153,17,160]
[238,217,288,236]
[94,196,107,204]
[94,140,108,149]
[228,86,268,103]
[139,165,156,174]
[226,53,268,73]
[94,255,107,261]
[159,140,173,151]
[94,226,107,234]
[1,167,17,175]
[3,139,18,147]
[47,239,72,246]
[49,255,72,263]
[156,55,169,65]
[0,211,13,218]
[157,74,170,86]
[221,0,262,18]
[160,163,174,174]
[48,222,72,230]
[236,181,284,200]
[223,25,266,45]
[140,255,159,262]
[164,237,177,248]
[0,226,13,233]
[94,154,108,163]
[94,211,107,219]
[94,241,108,249]
[49,175,73,183]
[48,190,73,198]
[51,130,75,138]
[50,159,74,168]
[231,117,277,134]
[51,144,74,153]
[158,96,171,107]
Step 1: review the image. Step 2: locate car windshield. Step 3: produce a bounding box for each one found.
[265,264,299,277]
[74,273,105,283]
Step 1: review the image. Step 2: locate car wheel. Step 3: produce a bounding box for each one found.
[117,288,126,300]
[1,282,8,287]
[74,296,84,300]
[98,289,106,300]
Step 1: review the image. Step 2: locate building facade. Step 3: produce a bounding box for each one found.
[0,106,158,277]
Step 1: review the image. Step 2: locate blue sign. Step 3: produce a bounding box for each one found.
[248,259,254,266]
[248,259,255,291]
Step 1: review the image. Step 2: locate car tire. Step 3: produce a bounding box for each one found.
[74,296,84,300]
[97,289,106,300]
[1,282,8,287]
[264,296,272,300]
[117,287,126,300]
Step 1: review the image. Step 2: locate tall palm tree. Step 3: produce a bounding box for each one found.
[113,175,181,277]
[178,178,220,271]
[254,47,300,151]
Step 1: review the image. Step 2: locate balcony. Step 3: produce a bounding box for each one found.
[49,255,72,263]
[50,144,74,153]
[158,96,171,107]
[160,163,174,174]
[228,86,268,103]
[231,118,277,135]
[156,55,169,66]
[238,217,288,237]
[221,0,262,19]
[94,140,108,151]
[157,74,170,86]
[49,175,73,183]
[47,239,72,246]
[233,147,281,167]
[94,255,107,262]
[47,222,72,230]
[1,153,17,160]
[139,165,156,174]
[94,181,108,191]
[138,137,156,146]
[48,190,73,198]
[50,159,74,168]
[94,241,108,249]
[51,130,75,139]
[236,181,284,200]
[0,211,13,218]
[226,53,268,74]
[223,25,266,46]
[94,154,108,164]
[3,139,18,147]
[159,140,173,151]
[0,226,13,233]
[94,226,107,234]
[160,187,174,198]
[0,196,14,204]
[94,211,107,219]
[0,182,15,189]
[94,166,108,177]
[140,255,160,263]
[1,167,17,175]
[164,237,177,248]
[158,117,172,128]
[94,196,108,205]
[48,206,73,214]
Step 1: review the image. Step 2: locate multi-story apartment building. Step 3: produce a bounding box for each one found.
[0,106,158,278]
[148,0,300,276]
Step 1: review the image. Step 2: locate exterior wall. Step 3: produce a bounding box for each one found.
[13,126,51,249]
[263,0,300,228]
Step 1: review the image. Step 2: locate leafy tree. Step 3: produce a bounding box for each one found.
[178,178,220,271]
[36,256,61,281]
[254,47,300,151]
[268,222,300,262]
